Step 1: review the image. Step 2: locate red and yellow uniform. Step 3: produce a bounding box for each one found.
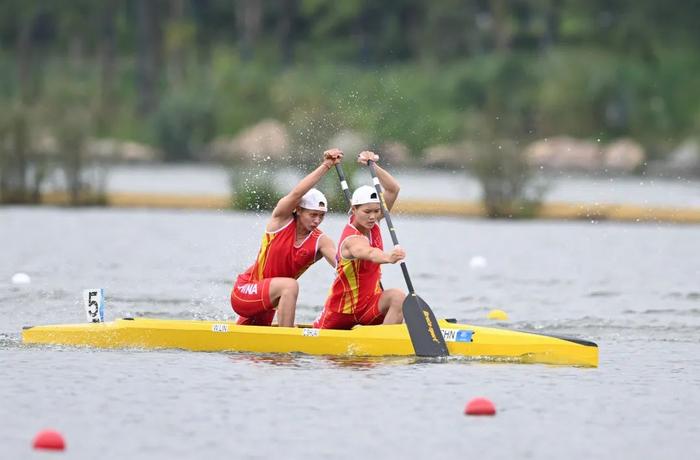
[231,218,323,325]
[314,217,384,329]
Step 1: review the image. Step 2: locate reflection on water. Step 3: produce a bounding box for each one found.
[226,352,307,368]
[226,352,423,370]
[319,355,425,369]
[224,351,539,369]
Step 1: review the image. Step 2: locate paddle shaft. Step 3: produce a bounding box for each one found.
[366,160,448,357]
[367,161,415,294]
[334,164,353,205]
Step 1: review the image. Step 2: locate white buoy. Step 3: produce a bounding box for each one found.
[469,256,487,269]
[11,272,31,285]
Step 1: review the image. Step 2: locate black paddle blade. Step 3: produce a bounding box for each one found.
[402,294,449,357]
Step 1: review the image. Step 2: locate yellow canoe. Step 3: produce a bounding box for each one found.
[22,317,598,367]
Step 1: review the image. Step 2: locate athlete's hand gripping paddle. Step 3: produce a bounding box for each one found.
[367,160,449,357]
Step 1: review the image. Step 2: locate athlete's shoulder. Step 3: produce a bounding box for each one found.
[266,217,295,234]
[344,223,364,236]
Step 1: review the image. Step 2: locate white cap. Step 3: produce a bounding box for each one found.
[298,188,328,212]
[351,185,380,206]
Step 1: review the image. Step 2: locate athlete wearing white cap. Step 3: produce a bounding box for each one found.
[298,188,328,212]
[314,151,407,330]
[350,185,380,206]
[231,149,342,328]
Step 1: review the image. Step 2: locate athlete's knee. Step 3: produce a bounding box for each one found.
[280,278,299,297]
[386,288,405,305]
[380,289,404,315]
[270,278,299,303]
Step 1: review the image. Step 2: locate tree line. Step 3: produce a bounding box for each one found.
[1,0,700,206]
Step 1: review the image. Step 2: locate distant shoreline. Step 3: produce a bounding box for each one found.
[33,192,700,224]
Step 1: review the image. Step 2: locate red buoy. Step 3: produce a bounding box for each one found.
[33,429,66,450]
[464,397,496,416]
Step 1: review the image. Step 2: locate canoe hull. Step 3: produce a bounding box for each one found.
[22,317,598,367]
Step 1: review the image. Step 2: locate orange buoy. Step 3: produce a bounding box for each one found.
[32,429,66,451]
[464,397,496,416]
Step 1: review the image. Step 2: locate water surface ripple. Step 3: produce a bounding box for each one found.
[1,208,699,459]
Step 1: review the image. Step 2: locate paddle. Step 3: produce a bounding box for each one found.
[366,160,449,357]
[334,163,353,206]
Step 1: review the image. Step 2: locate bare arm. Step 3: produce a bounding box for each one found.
[357,151,400,211]
[342,237,405,264]
[266,148,343,231]
[316,234,337,268]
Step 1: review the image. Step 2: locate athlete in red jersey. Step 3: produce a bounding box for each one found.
[231,149,343,327]
[314,151,407,329]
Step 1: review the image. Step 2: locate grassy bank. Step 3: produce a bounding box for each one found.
[36,191,700,224]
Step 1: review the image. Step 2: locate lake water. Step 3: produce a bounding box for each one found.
[1,207,699,459]
[47,163,700,208]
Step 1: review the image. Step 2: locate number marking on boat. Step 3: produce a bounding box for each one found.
[303,328,320,337]
[83,288,105,323]
[212,324,229,333]
[441,329,473,343]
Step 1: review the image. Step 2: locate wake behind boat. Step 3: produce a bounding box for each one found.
[22,317,598,367]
